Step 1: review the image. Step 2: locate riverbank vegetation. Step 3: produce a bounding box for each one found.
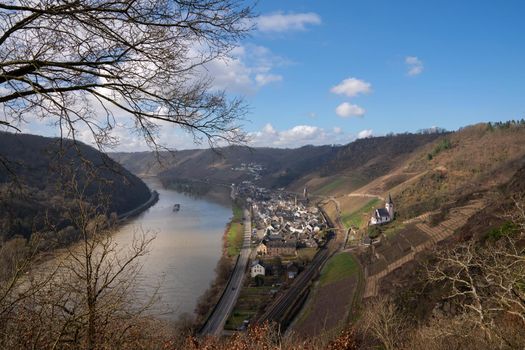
[0,176,165,349]
[226,203,244,257]
[193,201,242,326]
[0,133,151,243]
[160,178,213,198]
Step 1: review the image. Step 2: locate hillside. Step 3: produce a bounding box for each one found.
[112,145,341,189]
[0,132,152,241]
[111,134,447,193]
[294,123,525,231]
[111,130,484,242]
[110,122,525,234]
[289,132,445,196]
[394,123,525,218]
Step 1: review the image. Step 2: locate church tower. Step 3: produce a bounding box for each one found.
[385,193,394,219]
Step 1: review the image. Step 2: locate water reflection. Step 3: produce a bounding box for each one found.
[113,177,231,320]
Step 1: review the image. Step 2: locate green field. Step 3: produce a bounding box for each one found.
[382,222,406,237]
[232,203,243,221]
[319,252,358,287]
[314,178,346,195]
[341,198,380,229]
[226,203,244,257]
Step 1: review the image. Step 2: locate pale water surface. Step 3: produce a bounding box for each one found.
[113,177,231,320]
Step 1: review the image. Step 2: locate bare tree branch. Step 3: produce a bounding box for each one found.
[1,0,254,150]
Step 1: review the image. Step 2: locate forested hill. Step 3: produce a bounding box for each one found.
[111,133,444,191]
[112,144,341,189]
[0,132,151,241]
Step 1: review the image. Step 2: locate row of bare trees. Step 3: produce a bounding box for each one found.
[1,1,254,344]
[0,170,169,349]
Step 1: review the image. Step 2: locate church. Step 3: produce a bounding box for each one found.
[369,194,394,225]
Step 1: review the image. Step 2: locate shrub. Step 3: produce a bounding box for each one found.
[486,221,518,240]
[428,138,452,161]
[368,225,381,239]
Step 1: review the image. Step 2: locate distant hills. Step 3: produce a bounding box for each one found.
[112,121,525,227]
[0,132,151,241]
[112,144,341,189]
[111,121,525,347]
[110,132,446,194]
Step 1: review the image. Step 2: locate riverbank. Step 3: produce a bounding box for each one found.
[158,177,232,207]
[117,189,159,221]
[193,199,245,326]
[114,178,232,320]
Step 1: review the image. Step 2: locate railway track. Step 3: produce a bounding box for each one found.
[255,204,342,329]
[257,247,330,325]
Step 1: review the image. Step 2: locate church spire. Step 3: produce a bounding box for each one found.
[387,193,393,204]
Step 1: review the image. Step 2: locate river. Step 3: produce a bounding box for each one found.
[112,177,232,321]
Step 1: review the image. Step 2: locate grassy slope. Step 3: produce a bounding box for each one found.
[292,123,525,340]
[293,252,361,336]
[340,198,380,229]
[226,203,244,257]
[307,124,525,227]
[319,253,359,287]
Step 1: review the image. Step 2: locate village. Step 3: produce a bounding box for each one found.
[224,182,330,330]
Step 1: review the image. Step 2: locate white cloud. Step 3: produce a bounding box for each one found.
[248,123,353,148]
[262,123,277,135]
[405,56,424,76]
[280,125,319,141]
[202,44,285,93]
[257,12,321,33]
[205,56,253,93]
[357,129,373,139]
[255,73,283,86]
[335,102,365,118]
[330,77,372,97]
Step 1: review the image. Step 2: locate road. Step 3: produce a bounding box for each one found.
[200,207,252,336]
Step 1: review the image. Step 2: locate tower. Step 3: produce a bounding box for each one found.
[385,193,394,219]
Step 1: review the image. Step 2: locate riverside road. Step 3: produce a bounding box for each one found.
[200,208,252,336]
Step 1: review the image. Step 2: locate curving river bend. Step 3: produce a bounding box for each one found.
[112,177,232,320]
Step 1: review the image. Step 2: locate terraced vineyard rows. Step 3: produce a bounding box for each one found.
[363,200,485,298]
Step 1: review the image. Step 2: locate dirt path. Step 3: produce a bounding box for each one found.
[346,193,384,200]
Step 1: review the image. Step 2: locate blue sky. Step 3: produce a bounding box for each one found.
[226,0,525,148]
[10,0,525,150]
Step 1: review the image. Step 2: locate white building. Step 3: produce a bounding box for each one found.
[370,194,395,225]
[250,260,265,278]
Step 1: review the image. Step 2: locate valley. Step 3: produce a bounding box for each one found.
[2,1,524,348]
[109,121,525,341]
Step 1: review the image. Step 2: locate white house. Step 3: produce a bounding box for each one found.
[370,194,395,225]
[250,260,265,278]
